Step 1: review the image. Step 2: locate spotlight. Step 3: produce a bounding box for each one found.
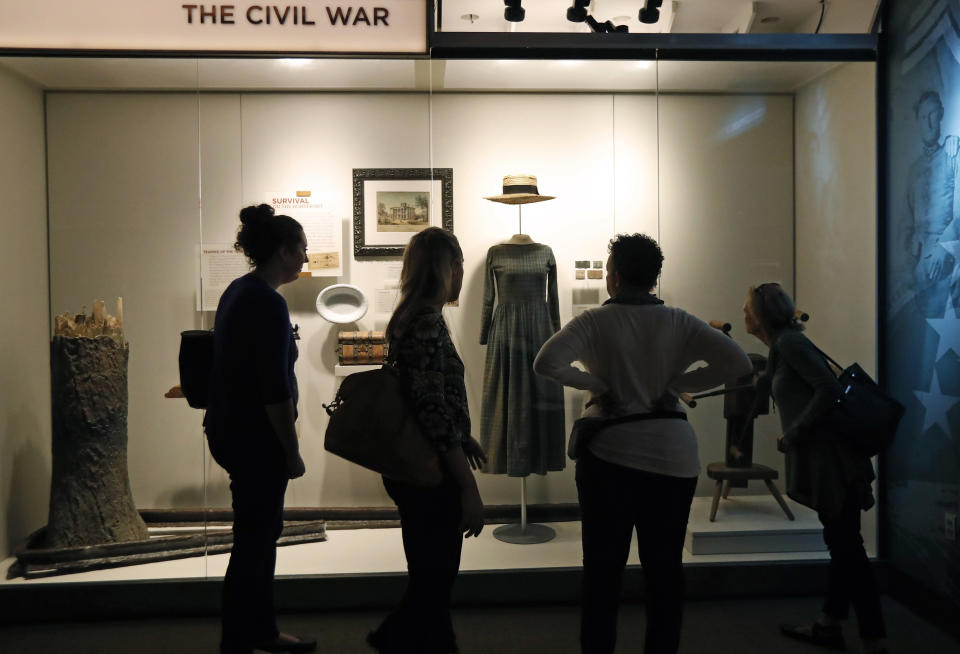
[566,0,591,23]
[504,0,525,22]
[639,0,663,24]
[584,14,628,33]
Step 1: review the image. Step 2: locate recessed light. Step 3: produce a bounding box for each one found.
[461,13,479,24]
[278,59,311,68]
[635,61,652,69]
[612,15,633,23]
[760,16,781,24]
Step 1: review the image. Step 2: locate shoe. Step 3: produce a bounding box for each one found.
[779,623,846,651]
[253,634,317,653]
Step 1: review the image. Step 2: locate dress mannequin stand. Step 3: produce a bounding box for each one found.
[482,175,563,544]
[492,204,555,545]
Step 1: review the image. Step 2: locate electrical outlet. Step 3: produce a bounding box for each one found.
[946,512,957,541]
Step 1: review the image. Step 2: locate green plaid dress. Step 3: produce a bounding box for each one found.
[479,243,566,476]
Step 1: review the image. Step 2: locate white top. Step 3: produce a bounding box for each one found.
[533,302,752,478]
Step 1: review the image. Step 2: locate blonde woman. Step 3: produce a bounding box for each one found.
[368,227,486,654]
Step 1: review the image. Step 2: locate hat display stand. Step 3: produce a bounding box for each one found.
[504,204,532,242]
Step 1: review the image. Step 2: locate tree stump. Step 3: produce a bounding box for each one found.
[47,335,147,548]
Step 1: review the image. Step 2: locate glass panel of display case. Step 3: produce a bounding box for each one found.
[196,58,433,578]
[0,57,210,584]
[0,54,878,590]
[655,57,879,557]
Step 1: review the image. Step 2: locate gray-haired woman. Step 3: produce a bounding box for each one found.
[744,282,886,654]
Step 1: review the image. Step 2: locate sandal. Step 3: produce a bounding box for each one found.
[779,623,846,651]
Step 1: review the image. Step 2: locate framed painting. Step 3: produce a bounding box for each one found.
[352,168,453,257]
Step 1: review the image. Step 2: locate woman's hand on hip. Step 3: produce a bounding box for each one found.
[462,436,487,470]
[776,435,790,453]
[459,487,485,538]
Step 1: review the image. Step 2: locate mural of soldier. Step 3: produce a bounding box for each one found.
[903,90,960,318]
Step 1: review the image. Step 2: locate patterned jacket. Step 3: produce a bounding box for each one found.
[389,309,470,453]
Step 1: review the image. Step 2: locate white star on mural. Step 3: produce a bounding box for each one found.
[926,316,960,359]
[925,241,960,358]
[938,240,960,262]
[913,370,959,438]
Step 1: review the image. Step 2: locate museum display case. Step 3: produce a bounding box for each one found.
[0,1,882,605]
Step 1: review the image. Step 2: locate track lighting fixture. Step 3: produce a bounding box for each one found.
[504,0,525,23]
[585,14,628,33]
[566,0,590,23]
[639,0,663,24]
[567,0,627,33]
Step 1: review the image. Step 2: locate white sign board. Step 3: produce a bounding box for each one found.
[198,243,250,311]
[0,1,427,54]
[264,190,343,277]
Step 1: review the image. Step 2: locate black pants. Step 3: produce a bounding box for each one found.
[819,495,886,640]
[220,470,289,654]
[576,452,698,654]
[370,476,463,654]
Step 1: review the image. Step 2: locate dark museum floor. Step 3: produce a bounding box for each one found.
[0,595,956,654]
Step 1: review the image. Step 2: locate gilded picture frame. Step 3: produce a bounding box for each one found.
[352,168,454,257]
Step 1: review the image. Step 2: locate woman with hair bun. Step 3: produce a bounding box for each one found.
[743,282,886,654]
[204,204,315,654]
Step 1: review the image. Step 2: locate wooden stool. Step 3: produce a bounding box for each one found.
[705,462,794,522]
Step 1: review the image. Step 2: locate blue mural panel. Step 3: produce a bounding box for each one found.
[884,0,960,608]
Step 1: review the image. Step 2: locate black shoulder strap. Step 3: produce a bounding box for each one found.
[775,332,843,378]
[807,340,843,377]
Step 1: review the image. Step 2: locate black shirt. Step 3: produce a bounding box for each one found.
[203,273,298,470]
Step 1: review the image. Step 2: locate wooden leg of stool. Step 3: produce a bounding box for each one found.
[721,480,731,499]
[710,480,723,522]
[764,479,795,520]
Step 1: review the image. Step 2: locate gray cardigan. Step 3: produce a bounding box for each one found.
[761,330,875,520]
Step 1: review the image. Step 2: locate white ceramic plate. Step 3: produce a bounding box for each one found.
[316,284,368,324]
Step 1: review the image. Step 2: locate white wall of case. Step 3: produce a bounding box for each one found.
[795,62,878,554]
[45,89,802,511]
[0,66,51,559]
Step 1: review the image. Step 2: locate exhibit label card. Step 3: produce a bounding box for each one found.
[198,244,250,312]
[265,191,343,277]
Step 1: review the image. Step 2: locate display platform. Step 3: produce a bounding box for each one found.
[685,495,825,555]
[2,504,831,588]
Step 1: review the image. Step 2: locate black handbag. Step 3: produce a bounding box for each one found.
[323,364,443,487]
[813,348,905,457]
[568,411,687,460]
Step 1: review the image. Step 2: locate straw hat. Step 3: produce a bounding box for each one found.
[484,174,555,204]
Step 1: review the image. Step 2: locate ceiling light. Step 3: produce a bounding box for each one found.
[278,59,311,68]
[504,0,524,22]
[639,0,663,24]
[566,0,591,23]
[635,61,652,69]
